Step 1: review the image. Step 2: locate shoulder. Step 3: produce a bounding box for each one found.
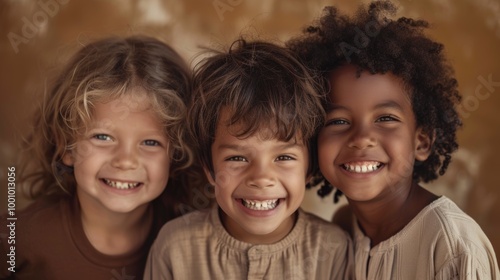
[0,197,73,276]
[295,210,353,278]
[425,197,489,242]
[299,209,352,247]
[301,209,349,235]
[152,208,215,250]
[1,196,66,230]
[419,197,498,275]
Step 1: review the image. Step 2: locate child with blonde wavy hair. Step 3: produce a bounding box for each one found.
[0,35,195,279]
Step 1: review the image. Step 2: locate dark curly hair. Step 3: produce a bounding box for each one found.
[287,1,462,202]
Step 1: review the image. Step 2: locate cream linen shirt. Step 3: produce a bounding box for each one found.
[353,196,500,280]
[144,206,353,280]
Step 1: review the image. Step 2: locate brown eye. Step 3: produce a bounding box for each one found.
[376,115,399,122]
[226,156,247,162]
[325,119,349,126]
[276,155,294,161]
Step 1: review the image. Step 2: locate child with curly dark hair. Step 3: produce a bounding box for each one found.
[288,1,499,279]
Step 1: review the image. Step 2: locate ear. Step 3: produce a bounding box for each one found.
[306,173,313,184]
[415,127,432,161]
[203,166,216,186]
[62,151,74,166]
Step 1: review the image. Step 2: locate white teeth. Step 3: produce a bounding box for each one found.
[242,199,278,211]
[343,162,381,173]
[103,179,140,189]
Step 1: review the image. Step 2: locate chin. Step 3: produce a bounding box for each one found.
[106,203,145,214]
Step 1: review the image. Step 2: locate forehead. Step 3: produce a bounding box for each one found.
[94,90,152,111]
[327,64,411,109]
[214,108,304,144]
[88,93,163,129]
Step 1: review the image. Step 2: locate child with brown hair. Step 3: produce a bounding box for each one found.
[289,1,500,279]
[144,39,353,279]
[0,35,196,279]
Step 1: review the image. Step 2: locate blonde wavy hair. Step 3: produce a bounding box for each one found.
[21,36,195,216]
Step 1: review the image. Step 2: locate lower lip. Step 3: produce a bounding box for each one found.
[100,179,143,195]
[235,199,281,217]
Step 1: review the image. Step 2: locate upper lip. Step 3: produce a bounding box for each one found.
[101,177,140,183]
[101,178,142,184]
[337,155,385,165]
[341,160,382,165]
[338,158,385,174]
[236,196,284,201]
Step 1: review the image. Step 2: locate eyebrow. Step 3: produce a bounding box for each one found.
[216,142,303,151]
[374,100,405,112]
[326,100,405,113]
[217,144,245,151]
[325,103,347,113]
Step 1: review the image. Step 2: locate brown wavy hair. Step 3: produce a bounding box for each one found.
[189,39,325,178]
[20,35,197,217]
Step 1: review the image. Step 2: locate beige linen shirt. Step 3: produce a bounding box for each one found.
[144,206,353,280]
[353,196,500,280]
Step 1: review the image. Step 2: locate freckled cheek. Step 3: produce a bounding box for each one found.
[146,154,170,175]
[212,170,245,202]
[214,170,241,190]
[144,150,170,162]
[72,143,101,164]
[213,176,238,205]
[212,163,244,185]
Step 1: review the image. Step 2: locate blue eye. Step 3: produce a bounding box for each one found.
[226,156,247,162]
[144,140,160,146]
[93,134,112,141]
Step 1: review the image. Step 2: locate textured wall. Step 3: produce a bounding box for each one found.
[1,0,499,257]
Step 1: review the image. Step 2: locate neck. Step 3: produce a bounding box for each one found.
[78,196,154,255]
[220,208,297,244]
[349,182,438,247]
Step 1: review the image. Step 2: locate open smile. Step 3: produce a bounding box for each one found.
[342,161,383,173]
[239,199,280,211]
[101,178,142,190]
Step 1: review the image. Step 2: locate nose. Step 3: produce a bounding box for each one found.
[348,123,377,150]
[245,161,276,188]
[111,143,139,170]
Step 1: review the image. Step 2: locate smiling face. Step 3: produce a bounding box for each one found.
[63,92,170,216]
[318,65,431,203]
[207,110,309,244]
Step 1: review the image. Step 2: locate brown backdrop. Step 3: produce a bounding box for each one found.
[1,0,499,257]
